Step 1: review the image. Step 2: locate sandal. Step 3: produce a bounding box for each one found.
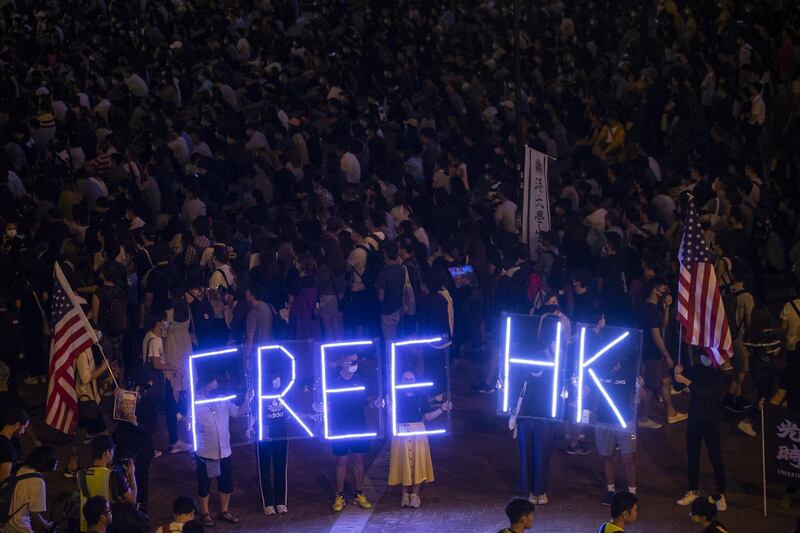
[200,513,215,527]
[218,511,240,524]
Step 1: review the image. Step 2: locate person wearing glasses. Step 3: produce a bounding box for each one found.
[83,496,113,533]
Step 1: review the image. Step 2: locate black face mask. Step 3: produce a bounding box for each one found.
[541,304,559,314]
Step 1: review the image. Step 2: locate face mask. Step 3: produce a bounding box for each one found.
[272,377,281,389]
[5,230,16,238]
[347,364,358,374]
[541,304,559,314]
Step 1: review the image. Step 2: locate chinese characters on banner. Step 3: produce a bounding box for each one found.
[765,403,800,483]
[522,146,551,252]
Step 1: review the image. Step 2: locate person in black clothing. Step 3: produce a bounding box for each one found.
[673,355,728,511]
[0,407,29,481]
[769,350,800,508]
[257,370,290,516]
[0,286,25,391]
[689,496,730,533]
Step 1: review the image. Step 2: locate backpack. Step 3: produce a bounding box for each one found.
[49,490,81,533]
[527,272,548,311]
[356,244,383,291]
[0,471,43,526]
[98,285,128,336]
[723,289,749,339]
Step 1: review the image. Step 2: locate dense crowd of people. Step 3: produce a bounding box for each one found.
[0,0,799,530]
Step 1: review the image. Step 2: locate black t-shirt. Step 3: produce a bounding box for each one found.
[262,398,288,439]
[396,393,432,424]
[518,371,554,419]
[0,434,18,473]
[328,372,368,435]
[685,365,727,421]
[779,363,800,412]
[639,302,663,360]
[145,264,173,312]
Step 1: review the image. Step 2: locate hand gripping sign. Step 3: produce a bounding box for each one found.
[257,341,316,441]
[499,313,641,429]
[388,337,451,438]
[317,340,384,441]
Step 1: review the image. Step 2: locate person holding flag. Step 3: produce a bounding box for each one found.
[672,192,732,512]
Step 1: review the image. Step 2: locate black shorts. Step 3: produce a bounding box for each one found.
[195,455,233,496]
[332,439,370,457]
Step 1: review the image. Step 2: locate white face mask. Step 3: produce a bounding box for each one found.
[272,377,281,389]
[347,364,358,374]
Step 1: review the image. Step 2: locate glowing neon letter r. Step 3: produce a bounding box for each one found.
[257,345,314,439]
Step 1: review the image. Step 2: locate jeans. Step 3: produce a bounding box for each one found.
[380,309,402,341]
[517,418,555,496]
[687,419,726,493]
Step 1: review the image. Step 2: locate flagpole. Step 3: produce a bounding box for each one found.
[761,403,767,517]
[677,322,683,366]
[95,342,120,389]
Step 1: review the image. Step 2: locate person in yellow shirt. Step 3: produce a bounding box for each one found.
[597,491,638,533]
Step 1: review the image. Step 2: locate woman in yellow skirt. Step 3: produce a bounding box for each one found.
[388,371,452,508]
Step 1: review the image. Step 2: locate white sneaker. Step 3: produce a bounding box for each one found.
[677,490,700,506]
[536,494,548,505]
[276,505,288,514]
[152,450,163,459]
[638,418,663,429]
[527,493,536,503]
[409,494,420,508]
[714,494,727,512]
[401,493,410,507]
[737,420,756,437]
[263,506,276,515]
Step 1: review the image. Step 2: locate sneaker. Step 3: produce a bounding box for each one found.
[276,505,288,514]
[401,493,410,507]
[676,490,700,506]
[667,412,689,424]
[737,420,756,437]
[724,395,745,413]
[152,450,163,459]
[600,491,614,506]
[713,494,727,512]
[778,494,793,508]
[566,444,592,455]
[23,376,40,386]
[63,468,78,479]
[409,494,420,508]
[670,386,683,395]
[527,493,536,504]
[638,418,663,429]
[536,494,548,505]
[477,383,496,394]
[352,492,372,509]
[332,494,346,512]
[263,506,276,515]
[168,441,191,454]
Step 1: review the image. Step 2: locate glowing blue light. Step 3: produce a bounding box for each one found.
[320,340,375,440]
[256,344,312,440]
[588,369,627,428]
[509,358,555,367]
[390,337,443,437]
[189,348,241,452]
[397,428,447,437]
[551,321,561,418]
[502,317,512,413]
[195,394,237,405]
[576,328,631,427]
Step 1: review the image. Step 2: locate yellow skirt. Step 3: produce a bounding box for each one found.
[388,422,435,486]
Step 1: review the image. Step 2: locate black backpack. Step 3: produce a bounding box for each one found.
[49,490,81,533]
[722,289,748,339]
[357,244,383,291]
[98,285,128,336]
[0,471,43,526]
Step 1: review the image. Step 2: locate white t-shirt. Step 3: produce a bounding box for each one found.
[494,200,517,233]
[143,331,164,365]
[781,299,800,351]
[6,467,45,533]
[340,152,361,184]
[347,246,367,291]
[155,521,185,533]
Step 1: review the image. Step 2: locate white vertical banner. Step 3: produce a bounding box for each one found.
[521,146,551,250]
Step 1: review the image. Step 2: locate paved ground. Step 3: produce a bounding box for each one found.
[25,358,798,532]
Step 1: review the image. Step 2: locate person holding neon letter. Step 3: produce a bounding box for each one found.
[192,370,253,527]
[388,370,451,508]
[328,352,380,512]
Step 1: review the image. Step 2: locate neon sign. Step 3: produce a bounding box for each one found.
[256,345,314,439]
[576,328,630,428]
[501,316,562,418]
[188,348,240,452]
[390,337,447,437]
[319,340,378,440]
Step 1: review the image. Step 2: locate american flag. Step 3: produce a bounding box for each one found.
[677,194,732,366]
[45,262,97,434]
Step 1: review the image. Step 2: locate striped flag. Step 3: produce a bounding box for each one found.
[677,193,732,366]
[45,263,97,434]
